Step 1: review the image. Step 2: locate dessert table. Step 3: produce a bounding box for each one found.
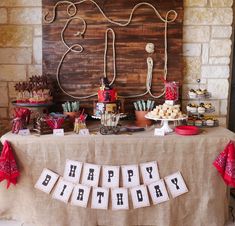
[0,127,234,226]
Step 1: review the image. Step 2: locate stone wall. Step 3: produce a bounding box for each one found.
[0,0,233,133]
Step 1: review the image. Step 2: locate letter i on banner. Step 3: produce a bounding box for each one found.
[140,161,160,185]
[102,165,120,188]
[121,165,140,188]
[52,178,74,203]
[164,171,188,198]
[63,160,83,184]
[130,185,150,209]
[91,187,109,210]
[70,184,91,208]
[148,179,169,204]
[35,168,59,194]
[111,187,129,210]
[81,163,101,187]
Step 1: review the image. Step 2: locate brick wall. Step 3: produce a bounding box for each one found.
[0,0,233,132]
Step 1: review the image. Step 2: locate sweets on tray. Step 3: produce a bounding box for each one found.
[186,102,214,114]
[147,103,187,119]
[15,75,53,104]
[188,89,210,99]
[187,116,218,127]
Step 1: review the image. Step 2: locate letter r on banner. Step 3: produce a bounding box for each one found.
[71,184,91,208]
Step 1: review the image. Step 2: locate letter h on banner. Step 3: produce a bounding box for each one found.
[63,160,83,184]
[111,187,129,210]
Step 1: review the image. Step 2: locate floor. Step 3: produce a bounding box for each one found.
[0,198,235,226]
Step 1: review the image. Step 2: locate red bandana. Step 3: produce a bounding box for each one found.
[0,141,20,188]
[213,141,235,187]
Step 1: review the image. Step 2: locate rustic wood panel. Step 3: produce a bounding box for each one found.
[42,0,183,114]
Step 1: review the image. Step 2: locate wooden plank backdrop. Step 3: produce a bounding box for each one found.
[42,0,183,114]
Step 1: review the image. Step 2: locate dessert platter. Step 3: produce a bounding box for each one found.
[145,103,188,133]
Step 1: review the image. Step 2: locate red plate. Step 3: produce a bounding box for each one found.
[175,125,199,136]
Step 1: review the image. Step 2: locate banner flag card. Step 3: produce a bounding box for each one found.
[35,168,59,194]
[91,187,109,210]
[63,160,83,184]
[81,163,101,187]
[121,165,140,188]
[102,165,120,188]
[71,184,91,208]
[130,185,150,209]
[164,171,188,198]
[52,178,74,203]
[140,161,160,185]
[148,179,169,204]
[111,187,129,210]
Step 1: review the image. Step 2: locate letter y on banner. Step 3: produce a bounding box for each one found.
[164,171,188,198]
[140,161,160,185]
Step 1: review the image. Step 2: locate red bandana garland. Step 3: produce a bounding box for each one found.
[0,141,20,188]
[213,141,235,187]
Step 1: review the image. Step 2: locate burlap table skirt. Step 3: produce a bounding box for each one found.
[0,127,234,226]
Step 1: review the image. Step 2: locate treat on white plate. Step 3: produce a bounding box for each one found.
[188,89,197,99]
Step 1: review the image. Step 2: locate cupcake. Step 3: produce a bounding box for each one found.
[198,103,205,114]
[196,89,205,98]
[188,89,197,99]
[206,119,214,127]
[195,119,203,127]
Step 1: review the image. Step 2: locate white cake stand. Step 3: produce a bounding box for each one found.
[145,115,188,134]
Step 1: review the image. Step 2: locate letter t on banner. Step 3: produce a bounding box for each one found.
[164,171,188,198]
[91,187,109,210]
[121,165,140,188]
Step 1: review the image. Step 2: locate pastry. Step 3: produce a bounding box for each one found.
[188,89,197,99]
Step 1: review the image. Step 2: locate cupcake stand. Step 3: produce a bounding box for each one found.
[145,115,188,133]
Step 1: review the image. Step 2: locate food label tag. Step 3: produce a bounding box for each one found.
[154,129,165,136]
[79,129,90,136]
[165,100,175,106]
[53,129,64,136]
[18,129,30,136]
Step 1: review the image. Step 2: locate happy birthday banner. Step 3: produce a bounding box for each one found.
[35,160,188,210]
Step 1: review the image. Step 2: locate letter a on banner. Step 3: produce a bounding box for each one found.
[35,168,59,194]
[111,187,129,210]
[63,160,83,184]
[164,171,188,198]
[102,165,120,188]
[121,165,140,188]
[71,184,91,208]
[91,187,109,210]
[140,161,160,185]
[130,185,150,209]
[52,178,74,203]
[81,163,101,187]
[148,179,169,204]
